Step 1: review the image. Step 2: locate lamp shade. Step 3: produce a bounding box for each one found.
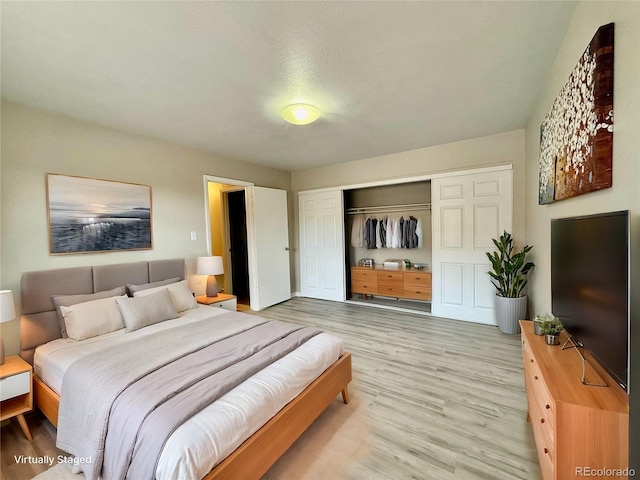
[0,290,16,323]
[197,256,224,276]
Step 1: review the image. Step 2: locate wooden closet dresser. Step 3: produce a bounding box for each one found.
[351,266,431,301]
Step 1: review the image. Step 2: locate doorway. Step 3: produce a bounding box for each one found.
[206,180,251,308]
[204,175,291,311]
[226,190,250,305]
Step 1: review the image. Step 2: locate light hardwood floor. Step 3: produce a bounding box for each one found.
[0,298,541,479]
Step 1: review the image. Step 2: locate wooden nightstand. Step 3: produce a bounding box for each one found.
[196,293,237,312]
[0,355,33,440]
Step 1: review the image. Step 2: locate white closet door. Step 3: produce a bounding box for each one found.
[299,190,345,302]
[246,186,291,311]
[431,169,512,324]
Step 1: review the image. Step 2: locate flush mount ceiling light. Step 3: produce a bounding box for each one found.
[281,103,321,125]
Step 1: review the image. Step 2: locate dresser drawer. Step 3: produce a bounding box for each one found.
[352,268,377,282]
[403,286,432,300]
[377,270,403,283]
[530,405,555,480]
[523,345,555,428]
[529,392,555,447]
[377,283,404,296]
[403,272,431,287]
[1,371,30,401]
[528,377,554,428]
[352,280,377,294]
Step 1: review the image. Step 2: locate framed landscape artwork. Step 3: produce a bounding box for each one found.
[47,174,152,254]
[538,23,614,205]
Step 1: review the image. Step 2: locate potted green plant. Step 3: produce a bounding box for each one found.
[533,313,558,336]
[486,231,535,334]
[540,318,564,345]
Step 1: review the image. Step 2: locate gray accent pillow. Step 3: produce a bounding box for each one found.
[52,286,127,338]
[116,289,179,333]
[126,277,181,296]
[132,280,197,312]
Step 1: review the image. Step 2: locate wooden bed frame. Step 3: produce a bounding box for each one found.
[34,353,351,479]
[21,258,352,479]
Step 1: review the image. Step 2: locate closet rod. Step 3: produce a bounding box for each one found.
[346,203,431,215]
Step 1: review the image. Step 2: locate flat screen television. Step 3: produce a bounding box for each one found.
[551,210,629,391]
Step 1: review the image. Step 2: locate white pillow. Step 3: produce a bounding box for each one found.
[60,295,126,341]
[116,289,179,332]
[133,280,197,312]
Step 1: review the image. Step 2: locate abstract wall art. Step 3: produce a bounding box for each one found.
[47,174,152,254]
[538,23,614,205]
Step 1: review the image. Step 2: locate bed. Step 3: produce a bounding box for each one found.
[20,258,352,480]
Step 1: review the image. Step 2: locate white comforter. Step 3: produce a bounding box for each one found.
[34,306,344,479]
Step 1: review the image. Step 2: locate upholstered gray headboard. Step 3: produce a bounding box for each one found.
[19,258,185,364]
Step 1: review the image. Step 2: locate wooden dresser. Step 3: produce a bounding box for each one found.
[520,321,629,480]
[351,267,431,301]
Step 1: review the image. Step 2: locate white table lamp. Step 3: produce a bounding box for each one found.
[0,290,16,365]
[197,256,224,297]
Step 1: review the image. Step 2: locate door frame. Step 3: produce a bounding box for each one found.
[203,175,254,297]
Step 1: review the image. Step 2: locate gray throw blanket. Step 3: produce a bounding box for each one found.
[56,312,320,480]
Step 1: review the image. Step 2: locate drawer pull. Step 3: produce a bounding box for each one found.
[544,448,549,454]
[534,376,538,380]
[545,404,551,410]
[540,418,545,424]
[530,359,534,363]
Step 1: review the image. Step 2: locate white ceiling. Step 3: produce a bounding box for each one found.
[1,1,576,172]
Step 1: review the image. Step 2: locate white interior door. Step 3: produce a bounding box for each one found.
[299,190,345,302]
[431,168,512,324]
[246,186,291,311]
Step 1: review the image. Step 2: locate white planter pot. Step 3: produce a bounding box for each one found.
[495,295,527,334]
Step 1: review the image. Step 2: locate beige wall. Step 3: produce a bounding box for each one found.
[524,1,639,461]
[291,129,527,292]
[0,100,291,356]
[525,1,639,315]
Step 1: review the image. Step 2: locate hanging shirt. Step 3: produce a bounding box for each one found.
[408,216,419,248]
[351,214,365,248]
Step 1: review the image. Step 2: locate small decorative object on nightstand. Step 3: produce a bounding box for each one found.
[196,293,237,312]
[0,355,33,440]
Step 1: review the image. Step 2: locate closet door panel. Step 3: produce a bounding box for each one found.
[474,204,500,250]
[322,257,338,291]
[299,190,345,302]
[441,207,464,249]
[304,257,319,289]
[322,215,338,247]
[303,216,318,247]
[474,263,495,309]
[431,168,512,324]
[441,263,464,306]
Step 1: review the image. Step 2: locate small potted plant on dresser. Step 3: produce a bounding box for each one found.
[486,231,535,334]
[533,312,559,336]
[540,318,564,345]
